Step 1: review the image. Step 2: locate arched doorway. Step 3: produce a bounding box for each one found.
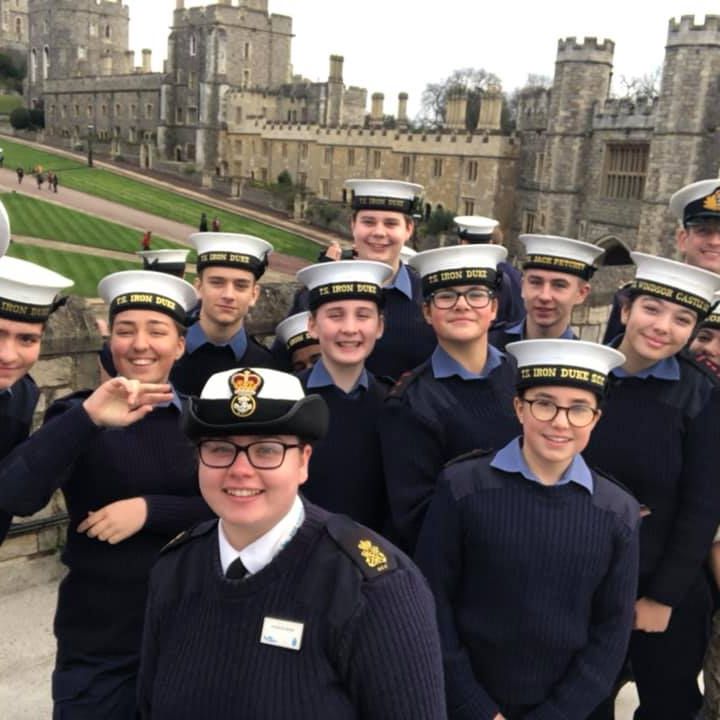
[596,236,633,266]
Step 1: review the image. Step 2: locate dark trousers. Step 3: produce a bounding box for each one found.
[589,577,712,720]
[53,673,138,720]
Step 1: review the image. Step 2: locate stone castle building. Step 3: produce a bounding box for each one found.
[0,0,28,54]
[515,16,720,260]
[22,3,720,253]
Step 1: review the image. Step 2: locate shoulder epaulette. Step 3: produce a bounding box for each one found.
[387,366,423,398]
[444,447,493,469]
[160,519,216,555]
[325,515,398,580]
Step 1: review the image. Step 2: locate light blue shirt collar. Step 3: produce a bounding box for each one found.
[431,344,504,380]
[186,322,248,360]
[491,437,594,494]
[388,263,413,300]
[504,319,575,341]
[156,388,183,411]
[612,355,680,381]
[306,357,369,393]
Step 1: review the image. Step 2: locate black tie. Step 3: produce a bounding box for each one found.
[226,556,248,580]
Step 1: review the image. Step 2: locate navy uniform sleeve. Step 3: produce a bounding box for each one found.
[415,474,502,719]
[0,397,99,516]
[379,392,446,554]
[646,384,720,606]
[523,497,640,719]
[138,561,162,719]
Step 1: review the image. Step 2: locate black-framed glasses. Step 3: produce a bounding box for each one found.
[430,288,494,309]
[522,398,599,428]
[197,440,303,469]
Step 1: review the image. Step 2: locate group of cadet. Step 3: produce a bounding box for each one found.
[1,175,720,719]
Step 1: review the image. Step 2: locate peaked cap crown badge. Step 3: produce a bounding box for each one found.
[228,368,264,418]
[703,189,720,212]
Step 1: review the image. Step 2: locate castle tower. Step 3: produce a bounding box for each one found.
[160,0,292,170]
[476,85,503,131]
[325,54,344,127]
[27,0,129,107]
[369,92,384,128]
[445,87,467,130]
[537,37,614,236]
[636,15,720,256]
[397,92,408,130]
[0,0,29,54]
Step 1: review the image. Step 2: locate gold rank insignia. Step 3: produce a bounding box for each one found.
[228,368,264,418]
[358,539,389,571]
[703,189,720,212]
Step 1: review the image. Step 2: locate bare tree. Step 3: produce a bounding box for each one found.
[616,67,661,101]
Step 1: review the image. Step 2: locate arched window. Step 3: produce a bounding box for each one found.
[105,25,111,39]
[189,33,197,57]
[15,17,22,40]
[30,48,37,83]
[42,46,50,80]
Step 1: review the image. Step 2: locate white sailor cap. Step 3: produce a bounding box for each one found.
[701,292,720,329]
[669,179,720,225]
[399,245,417,263]
[136,249,190,277]
[629,251,720,317]
[296,260,393,310]
[454,215,499,243]
[98,270,197,325]
[344,178,423,214]
[0,200,10,259]
[275,311,317,353]
[408,244,507,296]
[0,256,73,323]
[519,234,604,280]
[190,233,273,278]
[507,339,625,395]
[183,367,329,441]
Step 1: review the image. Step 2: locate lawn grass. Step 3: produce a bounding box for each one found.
[0,96,22,114]
[0,137,320,260]
[0,192,190,256]
[6,243,140,297]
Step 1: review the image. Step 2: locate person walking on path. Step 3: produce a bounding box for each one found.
[16,167,23,184]
[199,213,208,232]
[52,173,59,193]
[141,231,152,251]
[211,216,221,232]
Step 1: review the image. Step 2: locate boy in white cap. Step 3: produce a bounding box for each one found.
[415,338,639,720]
[584,253,720,719]
[0,270,212,719]
[276,179,437,380]
[0,254,72,543]
[604,177,720,342]
[454,215,525,329]
[490,234,604,350]
[138,367,447,720]
[380,244,520,552]
[273,311,320,373]
[170,232,278,396]
[294,260,394,532]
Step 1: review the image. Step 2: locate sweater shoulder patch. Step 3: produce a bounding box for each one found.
[444,447,494,468]
[160,519,216,555]
[325,514,398,579]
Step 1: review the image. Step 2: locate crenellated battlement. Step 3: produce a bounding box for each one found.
[556,36,614,64]
[667,15,720,47]
[596,96,658,117]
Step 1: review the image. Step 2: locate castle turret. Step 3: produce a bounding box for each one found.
[370,92,384,128]
[476,84,502,131]
[636,15,720,255]
[326,54,344,127]
[537,36,614,236]
[445,86,467,130]
[397,92,408,130]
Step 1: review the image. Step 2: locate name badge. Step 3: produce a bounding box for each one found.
[260,617,304,652]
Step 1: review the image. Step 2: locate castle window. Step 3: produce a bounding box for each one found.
[130,103,137,118]
[324,147,332,164]
[101,104,107,117]
[187,144,196,161]
[42,46,50,80]
[105,25,111,40]
[467,160,478,182]
[348,149,355,166]
[320,179,330,198]
[87,105,93,118]
[74,104,80,116]
[463,199,475,215]
[401,156,411,176]
[243,70,250,88]
[524,211,536,233]
[189,34,197,57]
[373,150,381,170]
[30,48,37,83]
[145,103,153,119]
[188,71,196,89]
[89,22,97,37]
[298,172,307,188]
[602,143,649,200]
[243,42,251,60]
[129,127,137,142]
[188,107,198,123]
[77,46,87,61]
[432,158,443,178]
[14,18,22,42]
[115,104,121,116]
[61,105,67,118]
[176,107,184,123]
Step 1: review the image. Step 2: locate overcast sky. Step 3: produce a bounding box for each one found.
[125,1,720,118]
